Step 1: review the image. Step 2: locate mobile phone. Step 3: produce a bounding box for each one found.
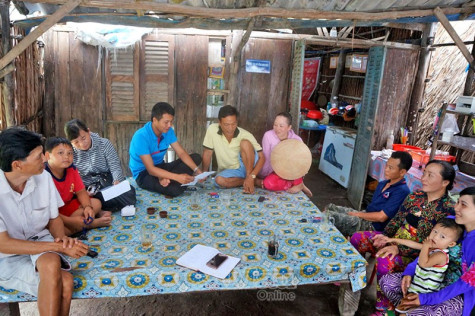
[87,250,98,258]
[206,253,228,269]
[258,196,266,202]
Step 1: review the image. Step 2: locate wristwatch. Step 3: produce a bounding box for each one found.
[250,174,256,179]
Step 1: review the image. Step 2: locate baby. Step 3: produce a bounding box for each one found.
[381,217,463,313]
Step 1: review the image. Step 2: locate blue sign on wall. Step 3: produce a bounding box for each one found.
[245,59,271,73]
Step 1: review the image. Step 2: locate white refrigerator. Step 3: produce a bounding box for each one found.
[319,126,357,188]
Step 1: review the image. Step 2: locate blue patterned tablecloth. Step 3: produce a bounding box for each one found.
[0,180,367,303]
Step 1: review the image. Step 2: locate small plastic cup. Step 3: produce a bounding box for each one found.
[268,235,279,258]
[141,225,153,249]
[190,193,200,210]
[221,191,231,207]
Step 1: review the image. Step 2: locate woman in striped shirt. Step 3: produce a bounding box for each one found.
[64,119,136,211]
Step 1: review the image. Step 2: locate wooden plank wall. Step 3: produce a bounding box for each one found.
[0,27,44,132]
[174,35,208,155]
[237,38,292,143]
[41,31,294,176]
[372,48,419,150]
[106,122,139,176]
[43,29,103,138]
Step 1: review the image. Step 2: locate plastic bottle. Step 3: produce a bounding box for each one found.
[331,96,338,108]
[326,102,332,111]
[330,27,338,38]
[386,131,394,150]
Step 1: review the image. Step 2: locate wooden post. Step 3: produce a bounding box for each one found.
[330,50,346,105]
[0,302,20,316]
[433,7,475,71]
[1,0,14,127]
[463,35,475,96]
[0,0,81,71]
[227,19,255,107]
[406,23,436,145]
[429,102,447,161]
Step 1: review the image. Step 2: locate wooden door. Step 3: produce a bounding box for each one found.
[347,46,387,209]
[237,38,293,143]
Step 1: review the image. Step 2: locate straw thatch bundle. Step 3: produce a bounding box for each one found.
[414,21,475,153]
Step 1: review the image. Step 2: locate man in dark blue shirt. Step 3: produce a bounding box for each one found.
[325,151,412,237]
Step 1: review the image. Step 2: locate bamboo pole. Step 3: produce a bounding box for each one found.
[23,0,474,22]
[0,0,81,71]
[1,0,14,127]
[407,23,436,145]
[433,6,475,70]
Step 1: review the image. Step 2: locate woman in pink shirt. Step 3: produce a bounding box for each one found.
[257,112,312,197]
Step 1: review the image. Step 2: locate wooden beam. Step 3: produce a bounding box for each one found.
[433,6,475,70]
[227,19,255,106]
[0,0,81,71]
[0,63,15,79]
[249,32,419,50]
[340,26,353,39]
[330,50,346,104]
[23,0,475,22]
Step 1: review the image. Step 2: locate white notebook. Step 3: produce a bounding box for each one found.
[176,244,240,279]
[100,180,131,201]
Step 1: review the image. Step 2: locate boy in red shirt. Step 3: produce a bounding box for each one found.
[45,137,111,235]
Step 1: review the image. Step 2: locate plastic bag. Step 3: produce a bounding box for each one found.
[440,114,460,134]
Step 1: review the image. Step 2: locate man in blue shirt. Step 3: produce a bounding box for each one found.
[129,102,202,197]
[325,151,412,237]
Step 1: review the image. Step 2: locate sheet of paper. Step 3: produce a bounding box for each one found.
[100,180,131,201]
[181,171,216,186]
[176,244,240,279]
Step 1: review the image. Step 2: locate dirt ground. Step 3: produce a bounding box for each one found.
[18,165,377,316]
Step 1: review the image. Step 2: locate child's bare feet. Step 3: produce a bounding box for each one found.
[98,210,112,218]
[90,216,112,228]
[286,183,303,194]
[255,178,264,189]
[302,184,313,198]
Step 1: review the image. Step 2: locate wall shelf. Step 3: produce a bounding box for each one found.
[430,102,475,175]
[342,75,366,79]
[207,89,230,95]
[438,136,475,153]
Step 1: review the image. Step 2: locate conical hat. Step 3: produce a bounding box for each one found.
[270,139,312,180]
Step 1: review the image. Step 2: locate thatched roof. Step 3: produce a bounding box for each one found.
[13,0,475,31]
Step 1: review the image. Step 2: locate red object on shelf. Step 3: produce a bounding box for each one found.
[409,149,456,166]
[392,144,422,152]
[301,100,317,111]
[307,110,323,120]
